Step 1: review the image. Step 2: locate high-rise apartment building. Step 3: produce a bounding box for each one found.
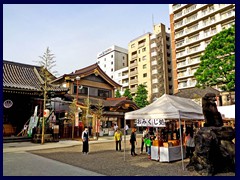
[169,4,235,94]
[128,23,172,102]
[150,23,173,101]
[97,45,129,94]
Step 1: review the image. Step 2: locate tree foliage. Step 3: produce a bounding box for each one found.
[194,25,235,91]
[134,84,149,108]
[115,89,121,98]
[36,47,57,144]
[123,88,133,100]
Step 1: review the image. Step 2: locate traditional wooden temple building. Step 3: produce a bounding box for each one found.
[52,63,139,137]
[3,60,69,137]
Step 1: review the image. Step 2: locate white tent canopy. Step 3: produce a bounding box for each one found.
[124,94,204,170]
[125,94,204,120]
[217,105,235,119]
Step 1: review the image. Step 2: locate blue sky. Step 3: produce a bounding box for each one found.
[3,4,170,76]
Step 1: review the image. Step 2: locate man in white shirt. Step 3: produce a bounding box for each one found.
[124,124,129,135]
[114,123,118,131]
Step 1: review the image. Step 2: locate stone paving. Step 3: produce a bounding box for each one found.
[25,136,235,176]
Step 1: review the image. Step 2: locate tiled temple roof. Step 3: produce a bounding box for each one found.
[52,63,121,88]
[3,60,68,93]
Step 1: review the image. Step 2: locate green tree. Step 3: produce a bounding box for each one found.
[115,89,121,98]
[123,88,133,100]
[95,100,104,139]
[134,84,149,108]
[194,25,235,91]
[36,47,57,144]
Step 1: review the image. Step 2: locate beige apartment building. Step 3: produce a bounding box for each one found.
[169,4,235,94]
[128,23,172,102]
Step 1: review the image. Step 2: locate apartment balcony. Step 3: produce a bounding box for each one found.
[150,34,156,40]
[178,81,196,89]
[138,43,145,48]
[177,70,197,80]
[172,4,187,11]
[151,60,158,66]
[130,87,138,93]
[152,78,159,84]
[152,69,158,75]
[177,58,200,69]
[220,10,235,21]
[131,54,137,60]
[151,43,157,48]
[129,61,138,68]
[130,78,138,84]
[151,51,157,57]
[152,88,159,93]
[121,74,128,79]
[122,82,129,87]
[129,70,138,76]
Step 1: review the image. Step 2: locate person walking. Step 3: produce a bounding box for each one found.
[185,131,195,158]
[124,124,129,135]
[129,128,137,156]
[114,128,123,151]
[141,128,149,154]
[82,127,90,155]
[113,123,118,132]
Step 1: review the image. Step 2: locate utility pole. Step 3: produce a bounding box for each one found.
[41,70,47,144]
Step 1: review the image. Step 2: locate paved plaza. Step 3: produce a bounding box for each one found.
[3,136,235,176]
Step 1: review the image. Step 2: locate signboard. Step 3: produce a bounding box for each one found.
[27,106,39,137]
[135,119,166,127]
[3,99,13,108]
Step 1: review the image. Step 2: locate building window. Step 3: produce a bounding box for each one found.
[104,58,106,61]
[123,56,125,60]
[111,61,113,65]
[104,64,106,68]
[142,56,147,61]
[111,55,113,58]
[139,58,141,62]
[111,68,113,72]
[98,89,110,98]
[143,64,147,69]
[142,47,146,52]
[143,73,147,78]
[131,43,135,48]
[123,63,125,66]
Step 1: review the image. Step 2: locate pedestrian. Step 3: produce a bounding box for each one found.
[185,131,195,158]
[114,128,123,151]
[124,124,129,135]
[113,123,118,132]
[129,128,137,156]
[82,127,90,155]
[145,132,155,159]
[141,127,149,154]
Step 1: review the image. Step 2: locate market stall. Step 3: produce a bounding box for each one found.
[124,94,204,170]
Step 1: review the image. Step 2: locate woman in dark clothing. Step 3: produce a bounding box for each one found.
[129,128,137,156]
[82,127,89,154]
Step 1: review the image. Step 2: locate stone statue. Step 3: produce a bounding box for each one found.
[186,93,235,176]
[202,93,223,127]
